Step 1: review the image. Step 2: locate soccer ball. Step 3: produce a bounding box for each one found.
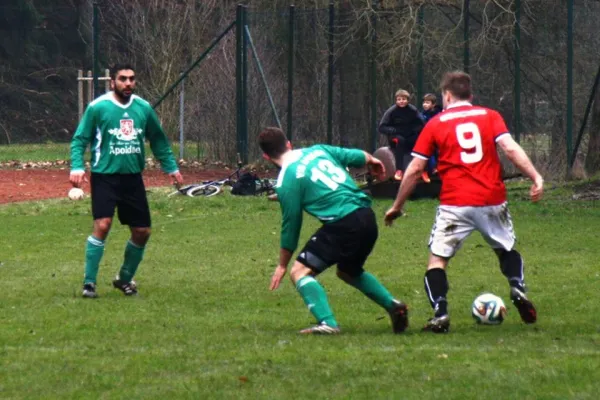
[68,187,85,200]
[472,293,507,325]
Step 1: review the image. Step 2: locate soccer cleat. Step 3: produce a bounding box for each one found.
[394,170,404,181]
[421,171,431,183]
[299,322,341,335]
[112,279,138,296]
[115,275,137,290]
[510,287,537,324]
[388,299,409,333]
[422,314,451,333]
[82,283,98,298]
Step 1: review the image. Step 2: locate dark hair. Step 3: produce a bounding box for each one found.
[259,127,288,158]
[440,71,472,100]
[110,63,135,80]
[423,93,437,104]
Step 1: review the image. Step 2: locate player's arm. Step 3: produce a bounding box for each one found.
[146,109,183,185]
[321,145,387,180]
[69,106,95,187]
[270,180,304,290]
[497,135,544,202]
[378,106,399,136]
[321,145,367,168]
[278,185,304,259]
[384,157,428,226]
[384,124,433,225]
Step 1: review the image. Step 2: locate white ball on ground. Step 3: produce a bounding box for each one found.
[68,187,85,200]
[472,293,507,325]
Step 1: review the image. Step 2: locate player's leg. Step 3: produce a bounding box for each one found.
[113,173,151,296]
[422,154,435,183]
[293,226,342,334]
[423,206,475,332]
[475,203,537,323]
[422,255,451,333]
[389,136,405,180]
[334,208,409,333]
[289,262,339,334]
[82,173,118,298]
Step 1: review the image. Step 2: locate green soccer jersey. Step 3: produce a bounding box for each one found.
[70,92,178,174]
[276,144,372,252]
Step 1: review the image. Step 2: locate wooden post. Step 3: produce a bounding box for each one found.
[78,70,84,120]
[87,70,93,105]
[104,68,110,93]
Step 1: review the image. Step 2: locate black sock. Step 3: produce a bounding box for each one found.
[497,249,526,292]
[424,268,449,317]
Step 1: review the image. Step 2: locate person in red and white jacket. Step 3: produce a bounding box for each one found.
[384,70,544,333]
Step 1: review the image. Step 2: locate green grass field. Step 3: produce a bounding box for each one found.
[1,183,599,399]
[0,142,203,163]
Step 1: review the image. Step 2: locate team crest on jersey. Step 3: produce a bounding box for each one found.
[109,119,143,141]
[120,119,134,137]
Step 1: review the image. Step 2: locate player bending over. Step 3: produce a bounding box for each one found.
[260,127,408,335]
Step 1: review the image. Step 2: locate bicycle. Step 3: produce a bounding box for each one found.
[168,154,276,198]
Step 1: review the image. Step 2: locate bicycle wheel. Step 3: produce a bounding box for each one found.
[186,184,221,197]
[168,184,195,198]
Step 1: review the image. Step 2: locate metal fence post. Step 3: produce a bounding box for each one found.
[370,1,378,153]
[287,5,295,141]
[236,5,244,163]
[463,0,470,73]
[514,0,521,143]
[92,1,100,99]
[327,2,334,145]
[416,5,424,105]
[179,74,185,160]
[567,0,574,168]
[241,5,248,163]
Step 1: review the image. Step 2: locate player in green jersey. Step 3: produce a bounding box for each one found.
[70,63,183,298]
[259,127,409,334]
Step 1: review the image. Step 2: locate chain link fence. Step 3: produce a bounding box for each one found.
[1,1,598,179]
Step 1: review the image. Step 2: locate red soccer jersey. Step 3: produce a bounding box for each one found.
[412,102,509,206]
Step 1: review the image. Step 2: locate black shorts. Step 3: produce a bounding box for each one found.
[91,173,151,227]
[297,207,378,277]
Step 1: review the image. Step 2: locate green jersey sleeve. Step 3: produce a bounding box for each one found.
[319,145,367,169]
[277,171,304,252]
[70,105,96,172]
[146,109,178,173]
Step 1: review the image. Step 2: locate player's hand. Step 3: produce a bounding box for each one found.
[267,193,279,202]
[530,178,544,202]
[169,171,184,187]
[384,207,404,226]
[367,156,386,181]
[269,264,287,291]
[69,171,86,188]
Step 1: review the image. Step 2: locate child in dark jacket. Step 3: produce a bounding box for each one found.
[378,89,424,180]
[420,93,443,182]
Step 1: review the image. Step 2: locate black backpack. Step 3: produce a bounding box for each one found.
[231,172,259,196]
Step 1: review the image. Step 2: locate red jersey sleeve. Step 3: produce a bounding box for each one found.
[491,110,510,141]
[411,120,436,160]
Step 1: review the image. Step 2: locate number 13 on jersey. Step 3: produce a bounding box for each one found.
[310,159,347,190]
